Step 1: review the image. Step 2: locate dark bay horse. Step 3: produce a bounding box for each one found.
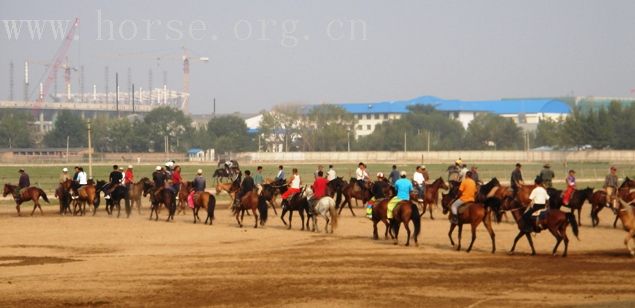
[371,198,394,240]
[441,183,496,253]
[499,195,579,257]
[143,181,176,222]
[176,181,191,215]
[189,187,216,225]
[420,177,449,219]
[55,179,73,215]
[339,178,373,216]
[327,176,346,207]
[615,191,635,256]
[280,189,310,230]
[3,184,49,216]
[390,200,421,246]
[103,185,131,218]
[590,178,635,228]
[561,187,594,226]
[261,182,286,216]
[233,190,268,228]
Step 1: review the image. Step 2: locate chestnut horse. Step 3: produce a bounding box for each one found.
[441,182,496,253]
[55,179,73,215]
[142,181,176,222]
[129,177,151,215]
[233,190,268,228]
[190,188,217,225]
[3,183,49,216]
[72,182,98,216]
[499,195,579,257]
[420,177,449,220]
[615,191,635,256]
[338,178,373,216]
[176,181,191,215]
[215,173,241,206]
[390,200,421,246]
[590,177,635,228]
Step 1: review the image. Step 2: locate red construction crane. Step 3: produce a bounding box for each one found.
[35,17,79,107]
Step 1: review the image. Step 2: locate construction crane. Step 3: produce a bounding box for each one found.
[35,17,79,107]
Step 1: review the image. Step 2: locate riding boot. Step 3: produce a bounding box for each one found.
[281,199,288,210]
[450,213,458,224]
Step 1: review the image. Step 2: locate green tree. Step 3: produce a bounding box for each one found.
[0,110,34,148]
[143,106,192,152]
[44,110,87,147]
[464,113,522,150]
[206,115,253,153]
[259,104,302,152]
[533,118,562,148]
[301,104,355,151]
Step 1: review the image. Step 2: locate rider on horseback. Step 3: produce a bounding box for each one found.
[280,168,301,209]
[275,165,285,184]
[563,170,576,206]
[309,171,328,215]
[72,167,88,199]
[355,162,370,193]
[233,170,255,210]
[16,169,30,203]
[413,166,425,203]
[522,177,549,233]
[386,171,412,220]
[510,163,524,199]
[152,166,166,188]
[450,171,477,224]
[604,166,619,208]
[104,165,123,199]
[540,163,555,189]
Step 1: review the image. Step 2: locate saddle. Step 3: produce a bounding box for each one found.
[457,202,473,215]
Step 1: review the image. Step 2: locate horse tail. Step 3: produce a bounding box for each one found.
[258,196,268,225]
[566,212,580,240]
[38,188,50,203]
[335,190,342,208]
[329,203,338,231]
[207,195,216,221]
[485,197,501,223]
[410,202,421,240]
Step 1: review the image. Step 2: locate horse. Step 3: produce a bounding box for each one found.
[212,168,232,183]
[371,198,395,240]
[514,182,537,207]
[261,182,285,216]
[188,185,217,225]
[590,178,635,228]
[390,200,421,246]
[440,183,496,253]
[326,176,346,207]
[129,177,151,215]
[302,187,338,233]
[280,187,310,230]
[55,179,73,215]
[615,192,635,256]
[498,194,579,257]
[560,187,594,226]
[3,183,50,216]
[72,182,98,216]
[215,172,241,206]
[232,190,268,228]
[142,181,176,222]
[103,185,131,218]
[420,177,449,219]
[339,178,373,216]
[176,181,192,215]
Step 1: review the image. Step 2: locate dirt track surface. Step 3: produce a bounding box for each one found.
[1,201,634,307]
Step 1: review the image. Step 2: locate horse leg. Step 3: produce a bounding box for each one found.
[448,224,456,247]
[269,200,278,216]
[393,221,400,245]
[312,214,318,232]
[373,219,379,240]
[235,211,242,228]
[280,208,288,226]
[429,203,435,220]
[404,220,412,247]
[577,208,582,227]
[466,222,478,253]
[561,225,570,257]
[288,211,293,230]
[484,214,496,254]
[325,216,330,234]
[299,210,305,231]
[456,224,463,251]
[253,208,258,228]
[192,207,198,224]
[525,233,536,255]
[548,226,563,257]
[509,231,524,255]
[613,214,621,229]
[30,201,37,216]
[625,230,635,256]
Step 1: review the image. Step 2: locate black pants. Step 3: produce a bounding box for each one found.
[522,204,545,232]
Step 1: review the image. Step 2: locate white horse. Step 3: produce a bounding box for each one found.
[303,186,338,233]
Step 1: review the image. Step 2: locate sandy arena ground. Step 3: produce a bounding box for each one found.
[1,198,634,307]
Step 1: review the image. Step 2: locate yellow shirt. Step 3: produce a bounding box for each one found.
[459,178,477,202]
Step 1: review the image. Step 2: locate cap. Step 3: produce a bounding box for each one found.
[376,172,384,178]
[62,168,68,172]
[197,169,203,174]
[544,163,551,168]
[119,167,124,171]
[400,171,407,176]
[18,168,24,172]
[128,164,133,169]
[421,165,426,169]
[155,166,161,171]
[455,159,462,165]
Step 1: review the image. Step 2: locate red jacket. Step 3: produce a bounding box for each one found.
[172,170,182,185]
[124,170,134,185]
[312,177,328,199]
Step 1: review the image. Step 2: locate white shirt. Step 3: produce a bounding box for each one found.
[459,167,469,180]
[356,168,368,181]
[529,186,550,205]
[290,175,301,189]
[413,171,425,185]
[327,169,336,181]
[77,171,88,185]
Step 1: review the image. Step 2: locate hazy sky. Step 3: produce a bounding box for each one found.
[1,0,635,114]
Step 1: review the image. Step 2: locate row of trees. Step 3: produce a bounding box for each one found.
[2,100,634,152]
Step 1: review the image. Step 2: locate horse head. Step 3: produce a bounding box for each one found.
[434,177,449,190]
[142,180,155,197]
[302,186,314,199]
[3,183,14,197]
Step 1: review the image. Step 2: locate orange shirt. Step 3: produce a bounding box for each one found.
[459,178,477,202]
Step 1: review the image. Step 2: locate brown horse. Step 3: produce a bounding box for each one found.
[390,200,421,246]
[420,177,449,220]
[514,182,537,206]
[142,181,176,222]
[561,187,594,226]
[190,189,216,225]
[215,181,240,206]
[3,184,50,216]
[72,182,98,216]
[499,195,579,257]
[129,177,151,215]
[260,183,284,216]
[339,179,373,216]
[55,179,73,215]
[176,181,191,215]
[232,190,268,228]
[371,198,395,240]
[590,178,635,228]
[615,192,635,256]
[280,188,310,230]
[441,184,496,253]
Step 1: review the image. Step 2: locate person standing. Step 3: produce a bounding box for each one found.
[563,170,576,206]
[450,171,477,224]
[413,166,425,202]
[522,178,550,233]
[386,171,413,220]
[59,168,70,184]
[604,166,619,208]
[327,165,337,181]
[389,165,400,186]
[540,163,555,189]
[254,166,264,195]
[510,163,524,198]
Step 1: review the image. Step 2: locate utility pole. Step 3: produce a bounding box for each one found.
[427,131,431,152]
[132,83,135,113]
[115,73,119,117]
[404,132,407,152]
[87,121,93,178]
